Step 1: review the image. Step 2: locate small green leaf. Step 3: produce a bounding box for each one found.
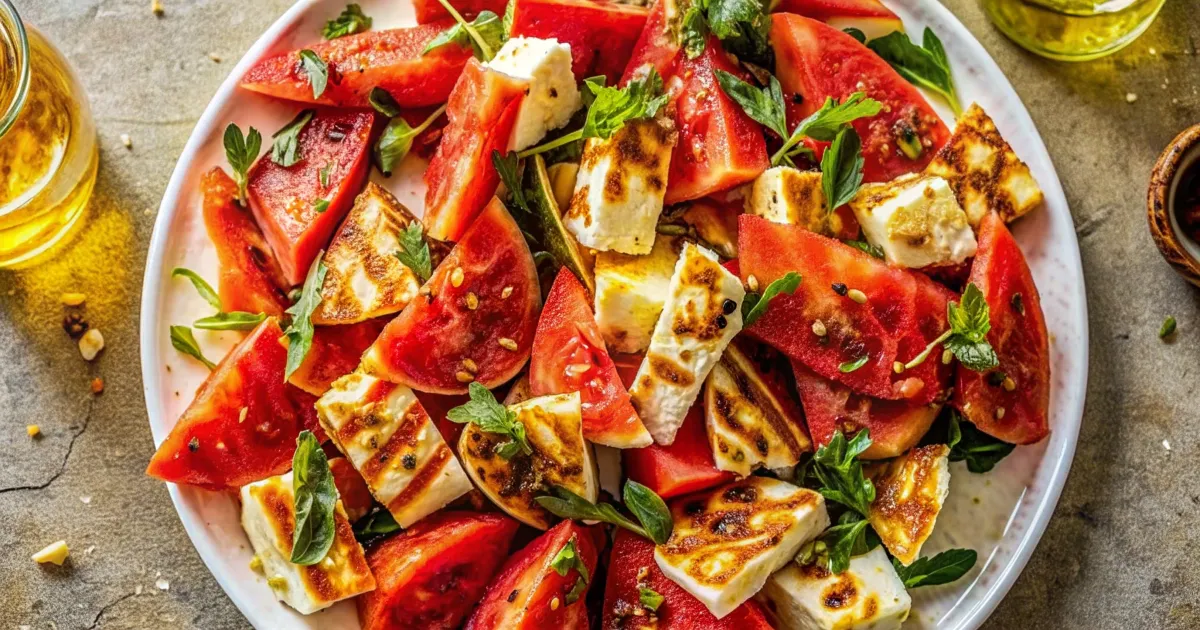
[193,311,267,331]
[680,6,708,59]
[312,198,330,214]
[892,548,977,588]
[821,516,870,574]
[535,485,651,541]
[323,4,372,39]
[810,430,875,516]
[550,536,590,603]
[169,325,216,370]
[842,239,884,259]
[447,382,532,459]
[352,509,400,542]
[290,430,338,565]
[172,267,223,311]
[492,150,530,215]
[283,255,328,381]
[714,70,788,139]
[1160,315,1177,339]
[423,8,505,60]
[368,87,402,118]
[821,126,866,213]
[394,221,433,282]
[742,272,800,327]
[623,480,673,545]
[793,92,882,143]
[948,411,1015,473]
[222,123,262,204]
[374,105,446,176]
[639,586,664,611]
[838,355,869,373]
[270,110,315,168]
[318,162,333,188]
[843,27,867,43]
[298,50,329,100]
[868,29,961,117]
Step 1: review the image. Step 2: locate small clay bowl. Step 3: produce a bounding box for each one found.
[1148,123,1200,287]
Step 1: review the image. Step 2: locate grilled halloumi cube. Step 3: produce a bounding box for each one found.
[849,174,977,269]
[705,341,811,476]
[593,234,683,354]
[486,37,582,151]
[239,473,375,614]
[756,547,911,630]
[866,444,951,566]
[315,373,472,528]
[926,103,1044,226]
[655,477,829,619]
[681,199,739,259]
[630,242,744,445]
[564,117,677,255]
[744,166,853,237]
[458,392,598,529]
[313,184,421,325]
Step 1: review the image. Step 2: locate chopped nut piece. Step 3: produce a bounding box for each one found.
[893,361,904,374]
[995,407,1006,420]
[207,52,222,63]
[1002,376,1016,392]
[79,328,104,361]
[811,320,827,337]
[32,540,70,566]
[550,596,561,611]
[61,292,86,306]
[267,576,287,590]
[120,134,132,149]
[462,358,478,373]
[62,313,89,339]
[249,555,263,573]
[238,407,249,423]
[151,0,164,16]
[501,286,513,299]
[498,337,518,351]
[747,274,759,292]
[942,348,954,365]
[155,577,170,591]
[26,425,40,438]
[466,292,479,310]
[455,371,475,383]
[90,377,104,394]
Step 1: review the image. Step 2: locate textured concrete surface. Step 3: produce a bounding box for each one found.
[0,0,1197,628]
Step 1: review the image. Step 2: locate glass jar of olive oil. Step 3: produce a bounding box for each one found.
[0,0,97,268]
[982,0,1166,61]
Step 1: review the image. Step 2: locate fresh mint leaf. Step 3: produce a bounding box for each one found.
[892,548,977,588]
[945,283,998,371]
[290,430,338,565]
[193,311,267,331]
[714,70,787,139]
[172,267,222,311]
[447,382,532,459]
[518,69,666,158]
[395,221,433,282]
[821,127,865,213]
[811,429,875,516]
[742,271,800,327]
[838,354,869,373]
[536,485,657,542]
[283,255,328,381]
[368,87,402,118]
[298,50,329,100]
[843,239,884,259]
[322,4,372,39]
[822,515,870,574]
[222,123,261,204]
[868,28,961,117]
[948,411,1015,473]
[639,586,665,611]
[492,150,531,215]
[624,480,673,545]
[169,325,216,370]
[706,0,771,66]
[424,6,505,60]
[270,109,314,168]
[770,92,881,166]
[374,104,446,176]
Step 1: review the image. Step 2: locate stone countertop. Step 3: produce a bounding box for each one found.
[0,0,1196,628]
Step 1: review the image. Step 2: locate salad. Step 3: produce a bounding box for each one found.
[148,0,1052,627]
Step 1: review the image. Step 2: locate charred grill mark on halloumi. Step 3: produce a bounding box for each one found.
[653,477,829,619]
[313,183,422,325]
[756,547,911,630]
[239,473,375,614]
[705,341,811,476]
[458,392,597,530]
[865,444,951,566]
[315,373,472,528]
[925,104,1043,226]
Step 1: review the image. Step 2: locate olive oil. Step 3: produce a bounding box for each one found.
[0,10,97,268]
[982,0,1166,61]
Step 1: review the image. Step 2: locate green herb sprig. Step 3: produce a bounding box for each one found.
[298,50,329,100]
[290,430,338,565]
[425,2,504,61]
[677,0,771,66]
[892,548,977,588]
[518,71,666,159]
[536,481,673,544]
[223,123,261,204]
[395,221,433,282]
[550,537,591,604]
[447,382,533,459]
[810,429,876,516]
[639,586,665,611]
[173,267,268,331]
[904,283,998,372]
[947,410,1015,473]
[843,239,884,259]
[283,255,328,380]
[374,104,447,176]
[270,110,314,168]
[352,509,401,543]
[323,4,372,39]
[868,28,961,117]
[742,271,800,327]
[169,325,216,370]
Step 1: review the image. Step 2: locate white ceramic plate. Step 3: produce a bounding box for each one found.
[139,1,1089,628]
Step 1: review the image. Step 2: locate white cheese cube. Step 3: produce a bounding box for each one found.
[563,117,677,255]
[486,37,581,151]
[593,234,683,354]
[744,166,855,237]
[240,473,375,615]
[866,444,951,566]
[629,242,744,445]
[849,174,977,270]
[316,373,472,528]
[926,103,1043,226]
[655,477,829,619]
[756,548,911,630]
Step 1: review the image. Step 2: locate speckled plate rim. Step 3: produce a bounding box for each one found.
[138,1,1090,628]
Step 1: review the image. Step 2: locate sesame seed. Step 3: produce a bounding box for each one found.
[61,292,87,306]
[550,597,561,611]
[501,286,513,299]
[462,358,478,373]
[450,267,465,287]
[207,52,222,63]
[893,361,904,374]
[942,348,953,364]
[239,407,248,423]
[995,407,1006,420]
[455,371,475,383]
[847,289,867,304]
[466,292,479,310]
[811,320,827,337]
[747,275,759,292]
[498,337,518,351]
[1002,376,1016,392]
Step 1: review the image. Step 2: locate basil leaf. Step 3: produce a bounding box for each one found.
[423,8,505,61]
[270,109,314,168]
[368,87,401,117]
[172,267,223,311]
[742,271,800,327]
[842,239,884,259]
[868,29,961,117]
[169,325,216,370]
[811,429,875,516]
[283,255,328,381]
[892,548,977,588]
[352,509,400,542]
[838,354,869,373]
[394,221,433,282]
[194,311,268,331]
[374,104,446,176]
[714,70,787,139]
[623,480,673,545]
[821,126,865,213]
[222,123,261,204]
[298,50,329,100]
[535,485,651,540]
[639,586,665,611]
[322,3,372,40]
[447,382,532,459]
[949,411,1015,473]
[290,430,338,565]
